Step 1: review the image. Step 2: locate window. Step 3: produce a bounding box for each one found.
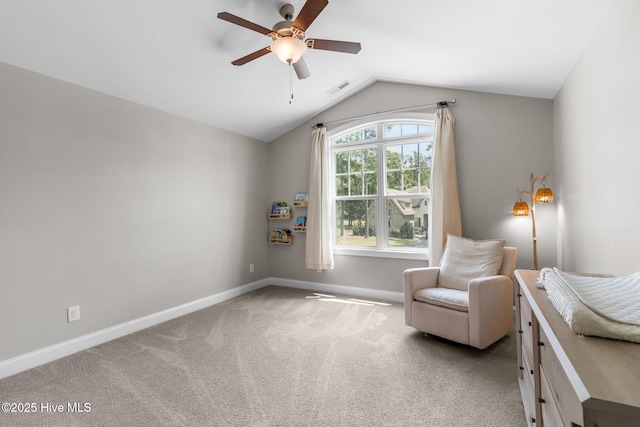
[331,114,434,259]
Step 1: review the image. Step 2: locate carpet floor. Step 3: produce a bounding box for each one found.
[0,285,526,426]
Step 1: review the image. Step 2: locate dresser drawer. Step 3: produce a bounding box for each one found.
[520,349,537,426]
[519,293,534,363]
[538,327,582,425]
[521,340,535,384]
[540,365,568,426]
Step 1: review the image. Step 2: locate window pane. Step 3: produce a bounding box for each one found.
[403,143,418,168]
[336,152,348,174]
[335,132,357,145]
[349,150,363,171]
[335,126,377,145]
[401,124,419,136]
[419,169,430,188]
[418,142,431,169]
[404,169,419,190]
[385,124,401,138]
[364,148,377,171]
[386,171,402,192]
[386,198,428,248]
[363,127,377,140]
[364,171,377,195]
[336,200,377,247]
[418,124,433,134]
[349,131,363,143]
[349,173,363,196]
[336,175,348,196]
[386,145,402,169]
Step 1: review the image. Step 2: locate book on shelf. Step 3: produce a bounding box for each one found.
[294,193,308,206]
[295,216,306,227]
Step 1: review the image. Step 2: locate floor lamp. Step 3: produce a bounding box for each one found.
[513,173,554,270]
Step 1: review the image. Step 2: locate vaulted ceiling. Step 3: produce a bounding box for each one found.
[0,0,613,142]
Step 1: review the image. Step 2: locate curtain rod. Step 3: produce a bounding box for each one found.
[312,99,457,129]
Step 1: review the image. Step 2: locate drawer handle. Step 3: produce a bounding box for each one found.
[530,369,534,375]
[519,366,524,371]
[538,398,546,404]
[528,321,532,326]
[518,330,523,334]
[537,341,545,347]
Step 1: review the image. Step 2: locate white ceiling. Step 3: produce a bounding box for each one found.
[0,0,613,142]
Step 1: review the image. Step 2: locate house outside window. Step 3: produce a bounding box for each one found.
[331,113,434,260]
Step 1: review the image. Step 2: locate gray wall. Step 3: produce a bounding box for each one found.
[553,0,640,275]
[0,62,270,361]
[268,82,555,293]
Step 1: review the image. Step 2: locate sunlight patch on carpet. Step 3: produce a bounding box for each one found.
[306,292,392,306]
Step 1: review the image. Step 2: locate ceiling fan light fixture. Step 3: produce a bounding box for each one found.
[271,37,308,64]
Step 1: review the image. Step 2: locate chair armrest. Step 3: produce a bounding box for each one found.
[468,275,514,348]
[468,274,513,306]
[404,267,440,294]
[403,267,440,326]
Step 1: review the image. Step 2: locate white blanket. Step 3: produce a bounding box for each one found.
[536,268,640,343]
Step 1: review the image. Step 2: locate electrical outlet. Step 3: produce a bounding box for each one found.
[249,264,255,273]
[67,305,80,323]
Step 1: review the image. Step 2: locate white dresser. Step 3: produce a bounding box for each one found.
[515,269,640,427]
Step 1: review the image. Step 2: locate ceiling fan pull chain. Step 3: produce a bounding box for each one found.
[289,62,294,104]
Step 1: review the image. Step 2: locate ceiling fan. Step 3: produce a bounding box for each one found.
[217,0,361,79]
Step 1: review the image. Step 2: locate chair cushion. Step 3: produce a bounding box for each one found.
[414,287,469,312]
[438,234,505,291]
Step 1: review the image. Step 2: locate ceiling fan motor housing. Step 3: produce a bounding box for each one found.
[272,20,301,38]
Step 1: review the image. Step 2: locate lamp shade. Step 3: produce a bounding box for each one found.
[513,201,530,216]
[270,37,307,64]
[535,186,554,203]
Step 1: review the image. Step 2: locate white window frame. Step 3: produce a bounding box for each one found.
[329,112,435,260]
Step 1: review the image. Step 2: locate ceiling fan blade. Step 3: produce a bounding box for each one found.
[307,38,361,54]
[231,47,272,66]
[293,57,311,79]
[292,0,329,32]
[217,12,272,36]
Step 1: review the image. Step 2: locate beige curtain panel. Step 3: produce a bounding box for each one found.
[428,106,462,265]
[305,127,334,271]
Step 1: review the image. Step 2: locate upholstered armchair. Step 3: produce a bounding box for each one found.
[404,235,518,349]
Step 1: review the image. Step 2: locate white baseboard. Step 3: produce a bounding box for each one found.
[269,277,404,303]
[0,277,402,380]
[0,278,270,380]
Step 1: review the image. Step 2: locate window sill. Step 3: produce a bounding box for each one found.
[333,247,429,261]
